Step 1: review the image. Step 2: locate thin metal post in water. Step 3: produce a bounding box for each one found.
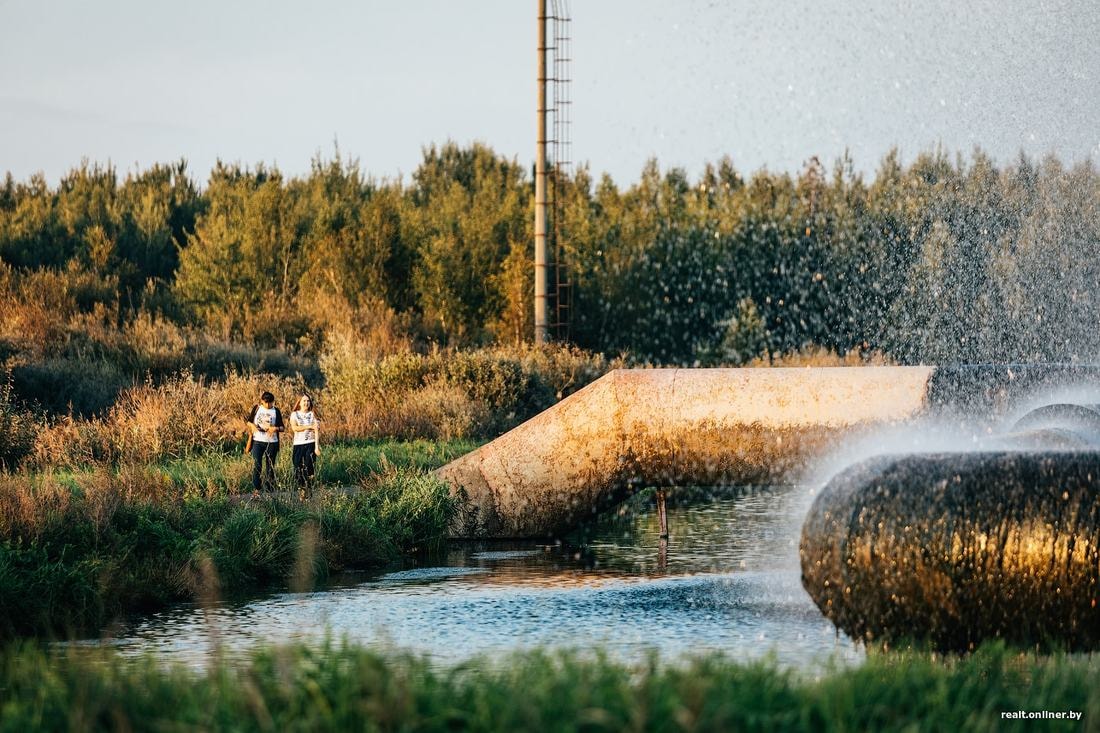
[534,0,549,344]
[656,488,669,539]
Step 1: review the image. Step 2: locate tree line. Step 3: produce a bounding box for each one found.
[2,142,1098,367]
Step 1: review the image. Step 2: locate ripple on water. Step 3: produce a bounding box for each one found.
[376,567,490,583]
[88,487,861,671]
[469,550,544,560]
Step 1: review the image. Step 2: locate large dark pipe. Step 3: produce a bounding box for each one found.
[800,450,1100,650]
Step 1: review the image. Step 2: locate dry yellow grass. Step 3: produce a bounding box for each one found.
[748,345,894,368]
[32,371,307,467]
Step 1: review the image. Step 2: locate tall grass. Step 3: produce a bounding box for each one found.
[319,339,616,440]
[6,339,609,472]
[0,464,457,638]
[0,642,1095,731]
[745,344,895,368]
[0,379,36,469]
[30,371,307,468]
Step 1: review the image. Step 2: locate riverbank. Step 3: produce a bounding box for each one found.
[0,439,476,638]
[1,641,1094,731]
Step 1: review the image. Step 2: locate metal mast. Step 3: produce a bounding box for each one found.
[534,0,549,344]
[535,0,572,344]
[549,0,572,340]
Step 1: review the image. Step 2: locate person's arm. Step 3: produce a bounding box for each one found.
[290,413,308,433]
[244,405,257,454]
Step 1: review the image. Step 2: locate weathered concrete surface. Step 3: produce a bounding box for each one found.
[800,449,1100,650]
[441,366,934,538]
[437,364,1100,539]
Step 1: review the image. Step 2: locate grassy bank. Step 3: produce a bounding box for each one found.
[0,439,475,638]
[0,642,1096,731]
[153,437,479,493]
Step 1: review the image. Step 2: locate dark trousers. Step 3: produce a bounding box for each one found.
[251,440,279,492]
[293,443,317,490]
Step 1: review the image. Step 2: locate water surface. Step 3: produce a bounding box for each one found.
[96,485,860,669]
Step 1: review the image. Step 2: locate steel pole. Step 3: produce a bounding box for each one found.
[534,0,549,344]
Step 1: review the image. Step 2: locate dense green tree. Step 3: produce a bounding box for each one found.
[4,144,1100,366]
[408,142,530,345]
[297,155,415,313]
[174,163,304,342]
[117,160,200,288]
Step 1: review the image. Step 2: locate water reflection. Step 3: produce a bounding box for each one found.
[94,485,860,669]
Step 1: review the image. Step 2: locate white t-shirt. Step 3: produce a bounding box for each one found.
[252,405,280,443]
[291,410,317,445]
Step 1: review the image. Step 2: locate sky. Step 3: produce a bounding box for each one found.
[1,0,1098,187]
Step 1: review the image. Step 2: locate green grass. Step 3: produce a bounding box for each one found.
[119,437,481,494]
[0,642,1095,731]
[21,438,479,502]
[0,439,479,639]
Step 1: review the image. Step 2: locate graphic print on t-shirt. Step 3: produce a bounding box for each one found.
[293,410,316,445]
[253,406,279,442]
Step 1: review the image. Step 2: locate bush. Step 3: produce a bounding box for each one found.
[0,263,119,357]
[109,370,307,463]
[0,381,36,470]
[320,339,612,441]
[14,333,611,469]
[113,314,321,389]
[10,356,130,417]
[439,350,530,433]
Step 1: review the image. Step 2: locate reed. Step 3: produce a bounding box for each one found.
[0,458,458,638]
[0,641,1094,731]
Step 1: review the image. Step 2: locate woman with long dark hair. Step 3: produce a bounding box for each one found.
[289,393,320,495]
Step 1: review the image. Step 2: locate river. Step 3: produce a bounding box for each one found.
[93,484,860,670]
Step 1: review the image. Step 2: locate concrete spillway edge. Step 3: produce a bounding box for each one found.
[436,364,1100,539]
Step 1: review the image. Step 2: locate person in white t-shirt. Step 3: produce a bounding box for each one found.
[246,391,284,493]
[289,393,321,494]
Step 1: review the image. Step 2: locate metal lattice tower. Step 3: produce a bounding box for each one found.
[549,0,572,340]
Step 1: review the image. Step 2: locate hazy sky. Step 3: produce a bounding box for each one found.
[1,0,1097,186]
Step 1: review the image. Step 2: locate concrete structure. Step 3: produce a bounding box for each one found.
[437,364,1100,538]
